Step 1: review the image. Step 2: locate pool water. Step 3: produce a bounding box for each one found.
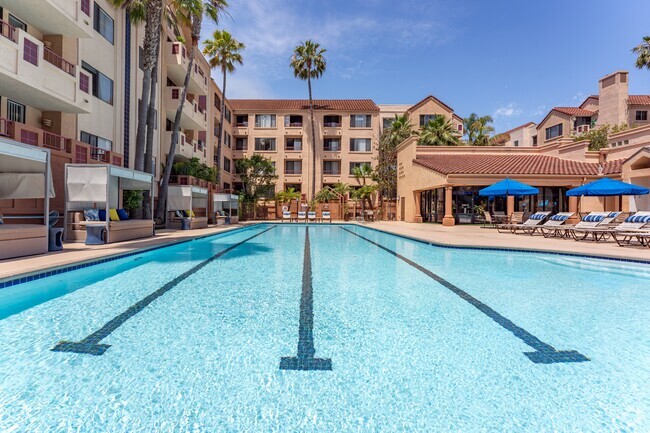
[0,224,648,432]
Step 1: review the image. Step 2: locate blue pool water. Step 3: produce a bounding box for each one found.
[0,224,648,432]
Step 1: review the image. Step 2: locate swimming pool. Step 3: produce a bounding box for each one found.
[0,224,648,432]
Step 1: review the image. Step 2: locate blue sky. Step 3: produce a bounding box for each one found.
[201,0,650,133]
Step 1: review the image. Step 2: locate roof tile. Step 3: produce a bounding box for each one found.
[228,99,379,111]
[628,95,650,105]
[552,107,596,116]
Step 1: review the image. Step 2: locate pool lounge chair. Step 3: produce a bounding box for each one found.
[282,211,292,222]
[498,212,550,234]
[308,211,317,222]
[573,212,650,242]
[528,212,574,236]
[297,211,307,222]
[541,212,609,238]
[322,211,331,223]
[611,230,650,247]
[495,212,524,233]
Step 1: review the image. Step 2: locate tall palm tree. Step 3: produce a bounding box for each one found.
[418,116,460,146]
[155,0,227,221]
[463,113,494,145]
[203,30,245,185]
[632,36,650,70]
[290,40,326,201]
[377,114,413,200]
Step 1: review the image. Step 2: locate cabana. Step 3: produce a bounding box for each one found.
[167,185,208,229]
[64,164,154,243]
[0,138,53,259]
[212,193,239,224]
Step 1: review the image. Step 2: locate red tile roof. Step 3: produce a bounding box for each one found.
[628,95,650,105]
[552,107,596,116]
[413,153,622,176]
[406,95,455,114]
[228,99,379,111]
[501,121,536,135]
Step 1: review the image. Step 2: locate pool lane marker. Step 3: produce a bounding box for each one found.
[340,227,589,365]
[51,225,276,356]
[280,227,332,371]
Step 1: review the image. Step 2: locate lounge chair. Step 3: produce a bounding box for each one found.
[498,212,550,234]
[308,211,316,222]
[322,211,331,223]
[297,211,307,222]
[573,211,650,242]
[282,211,292,222]
[612,230,650,247]
[482,211,495,228]
[541,212,609,238]
[495,212,524,233]
[529,212,574,236]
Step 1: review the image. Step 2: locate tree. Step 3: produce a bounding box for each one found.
[155,0,227,221]
[203,30,245,185]
[632,36,650,70]
[235,155,278,220]
[275,187,301,203]
[418,116,460,146]
[352,164,375,215]
[463,113,494,146]
[314,186,340,203]
[290,40,326,201]
[376,114,414,204]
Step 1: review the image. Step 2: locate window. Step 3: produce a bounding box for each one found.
[8,14,27,32]
[233,182,244,192]
[285,138,302,151]
[254,137,276,151]
[235,137,247,150]
[382,117,395,129]
[214,93,221,109]
[350,162,371,174]
[532,136,538,146]
[285,115,303,127]
[223,133,231,148]
[93,2,114,44]
[419,114,439,126]
[224,108,231,123]
[223,182,231,191]
[285,160,302,175]
[514,140,519,147]
[323,161,340,175]
[81,130,112,160]
[636,110,648,121]
[7,100,25,123]
[223,157,231,173]
[350,114,371,128]
[350,138,372,152]
[545,123,563,140]
[255,114,276,128]
[235,114,248,126]
[323,138,341,151]
[324,115,342,127]
[23,39,38,66]
[82,62,113,104]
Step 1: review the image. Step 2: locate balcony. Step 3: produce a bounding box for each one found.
[1,0,94,38]
[164,87,208,131]
[0,117,123,166]
[164,42,209,95]
[163,130,207,162]
[0,26,91,113]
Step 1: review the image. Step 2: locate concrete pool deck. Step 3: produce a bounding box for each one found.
[0,221,648,281]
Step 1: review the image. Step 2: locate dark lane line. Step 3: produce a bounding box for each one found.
[280,226,332,371]
[52,226,276,356]
[341,227,589,364]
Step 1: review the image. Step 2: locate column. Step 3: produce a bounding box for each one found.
[413,192,423,223]
[567,195,580,224]
[442,186,455,226]
[506,195,515,218]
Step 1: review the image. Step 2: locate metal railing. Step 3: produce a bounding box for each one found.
[44,48,76,76]
[0,118,13,137]
[43,131,67,152]
[0,19,16,43]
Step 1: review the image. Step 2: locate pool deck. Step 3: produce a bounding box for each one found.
[0,221,648,281]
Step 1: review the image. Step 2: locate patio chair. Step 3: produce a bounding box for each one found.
[541,212,609,238]
[612,229,650,247]
[497,211,548,234]
[573,211,650,242]
[308,211,317,222]
[297,211,307,222]
[322,211,331,223]
[528,212,574,236]
[482,211,495,228]
[282,211,292,222]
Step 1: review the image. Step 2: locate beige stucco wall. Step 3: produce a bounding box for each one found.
[537,111,572,145]
[597,71,628,127]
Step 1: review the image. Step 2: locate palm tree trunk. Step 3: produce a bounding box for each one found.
[216,66,226,186]
[307,76,316,200]
[143,59,158,220]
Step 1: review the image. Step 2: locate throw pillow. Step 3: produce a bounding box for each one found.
[84,209,99,221]
[109,209,120,221]
[117,208,129,221]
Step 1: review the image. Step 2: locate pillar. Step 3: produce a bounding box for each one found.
[567,196,580,224]
[413,192,423,223]
[442,186,455,226]
[506,195,515,218]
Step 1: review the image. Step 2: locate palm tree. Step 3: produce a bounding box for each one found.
[632,36,650,70]
[352,164,375,217]
[155,0,227,221]
[290,40,326,201]
[377,114,413,202]
[203,30,245,185]
[418,116,461,146]
[463,113,494,145]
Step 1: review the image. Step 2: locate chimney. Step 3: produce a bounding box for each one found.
[597,71,629,127]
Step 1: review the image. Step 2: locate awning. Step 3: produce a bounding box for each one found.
[566,177,649,197]
[167,185,208,210]
[0,138,55,199]
[479,178,539,197]
[66,164,153,202]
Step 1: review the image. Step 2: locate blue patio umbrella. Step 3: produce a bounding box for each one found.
[566,177,649,196]
[479,178,539,197]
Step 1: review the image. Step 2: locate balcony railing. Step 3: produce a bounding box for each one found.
[43,131,69,152]
[323,169,341,175]
[0,19,17,43]
[90,147,108,162]
[286,122,303,127]
[236,122,248,127]
[0,118,13,137]
[323,122,341,128]
[285,170,302,175]
[44,47,76,76]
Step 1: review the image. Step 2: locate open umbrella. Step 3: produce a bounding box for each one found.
[566,177,649,196]
[479,178,539,197]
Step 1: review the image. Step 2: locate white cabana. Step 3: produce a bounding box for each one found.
[212,193,239,224]
[0,138,52,259]
[64,164,154,243]
[167,185,208,229]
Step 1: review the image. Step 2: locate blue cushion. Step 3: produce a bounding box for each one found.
[84,209,99,221]
[97,209,108,221]
[117,208,129,221]
[550,214,569,221]
[530,213,545,220]
[607,212,620,218]
[630,215,650,223]
[181,210,189,217]
[583,214,604,222]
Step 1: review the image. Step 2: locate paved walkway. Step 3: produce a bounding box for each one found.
[365,221,650,262]
[0,225,244,281]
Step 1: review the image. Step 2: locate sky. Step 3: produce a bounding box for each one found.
[201,0,650,133]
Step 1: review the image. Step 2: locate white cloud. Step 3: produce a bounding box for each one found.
[493,103,522,119]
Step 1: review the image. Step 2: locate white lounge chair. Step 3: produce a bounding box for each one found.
[530,212,574,236]
[282,211,292,222]
[499,212,550,234]
[322,211,331,223]
[541,212,608,238]
[297,211,307,222]
[308,211,316,222]
[572,211,650,242]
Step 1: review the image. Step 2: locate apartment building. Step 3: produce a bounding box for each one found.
[501,122,537,147]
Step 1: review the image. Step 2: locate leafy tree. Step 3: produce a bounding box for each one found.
[235,155,278,219]
[352,184,378,219]
[203,30,245,185]
[376,114,414,202]
[573,125,610,151]
[314,186,340,203]
[632,36,650,70]
[171,157,217,182]
[463,113,495,146]
[275,187,301,203]
[290,40,326,200]
[418,116,460,146]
